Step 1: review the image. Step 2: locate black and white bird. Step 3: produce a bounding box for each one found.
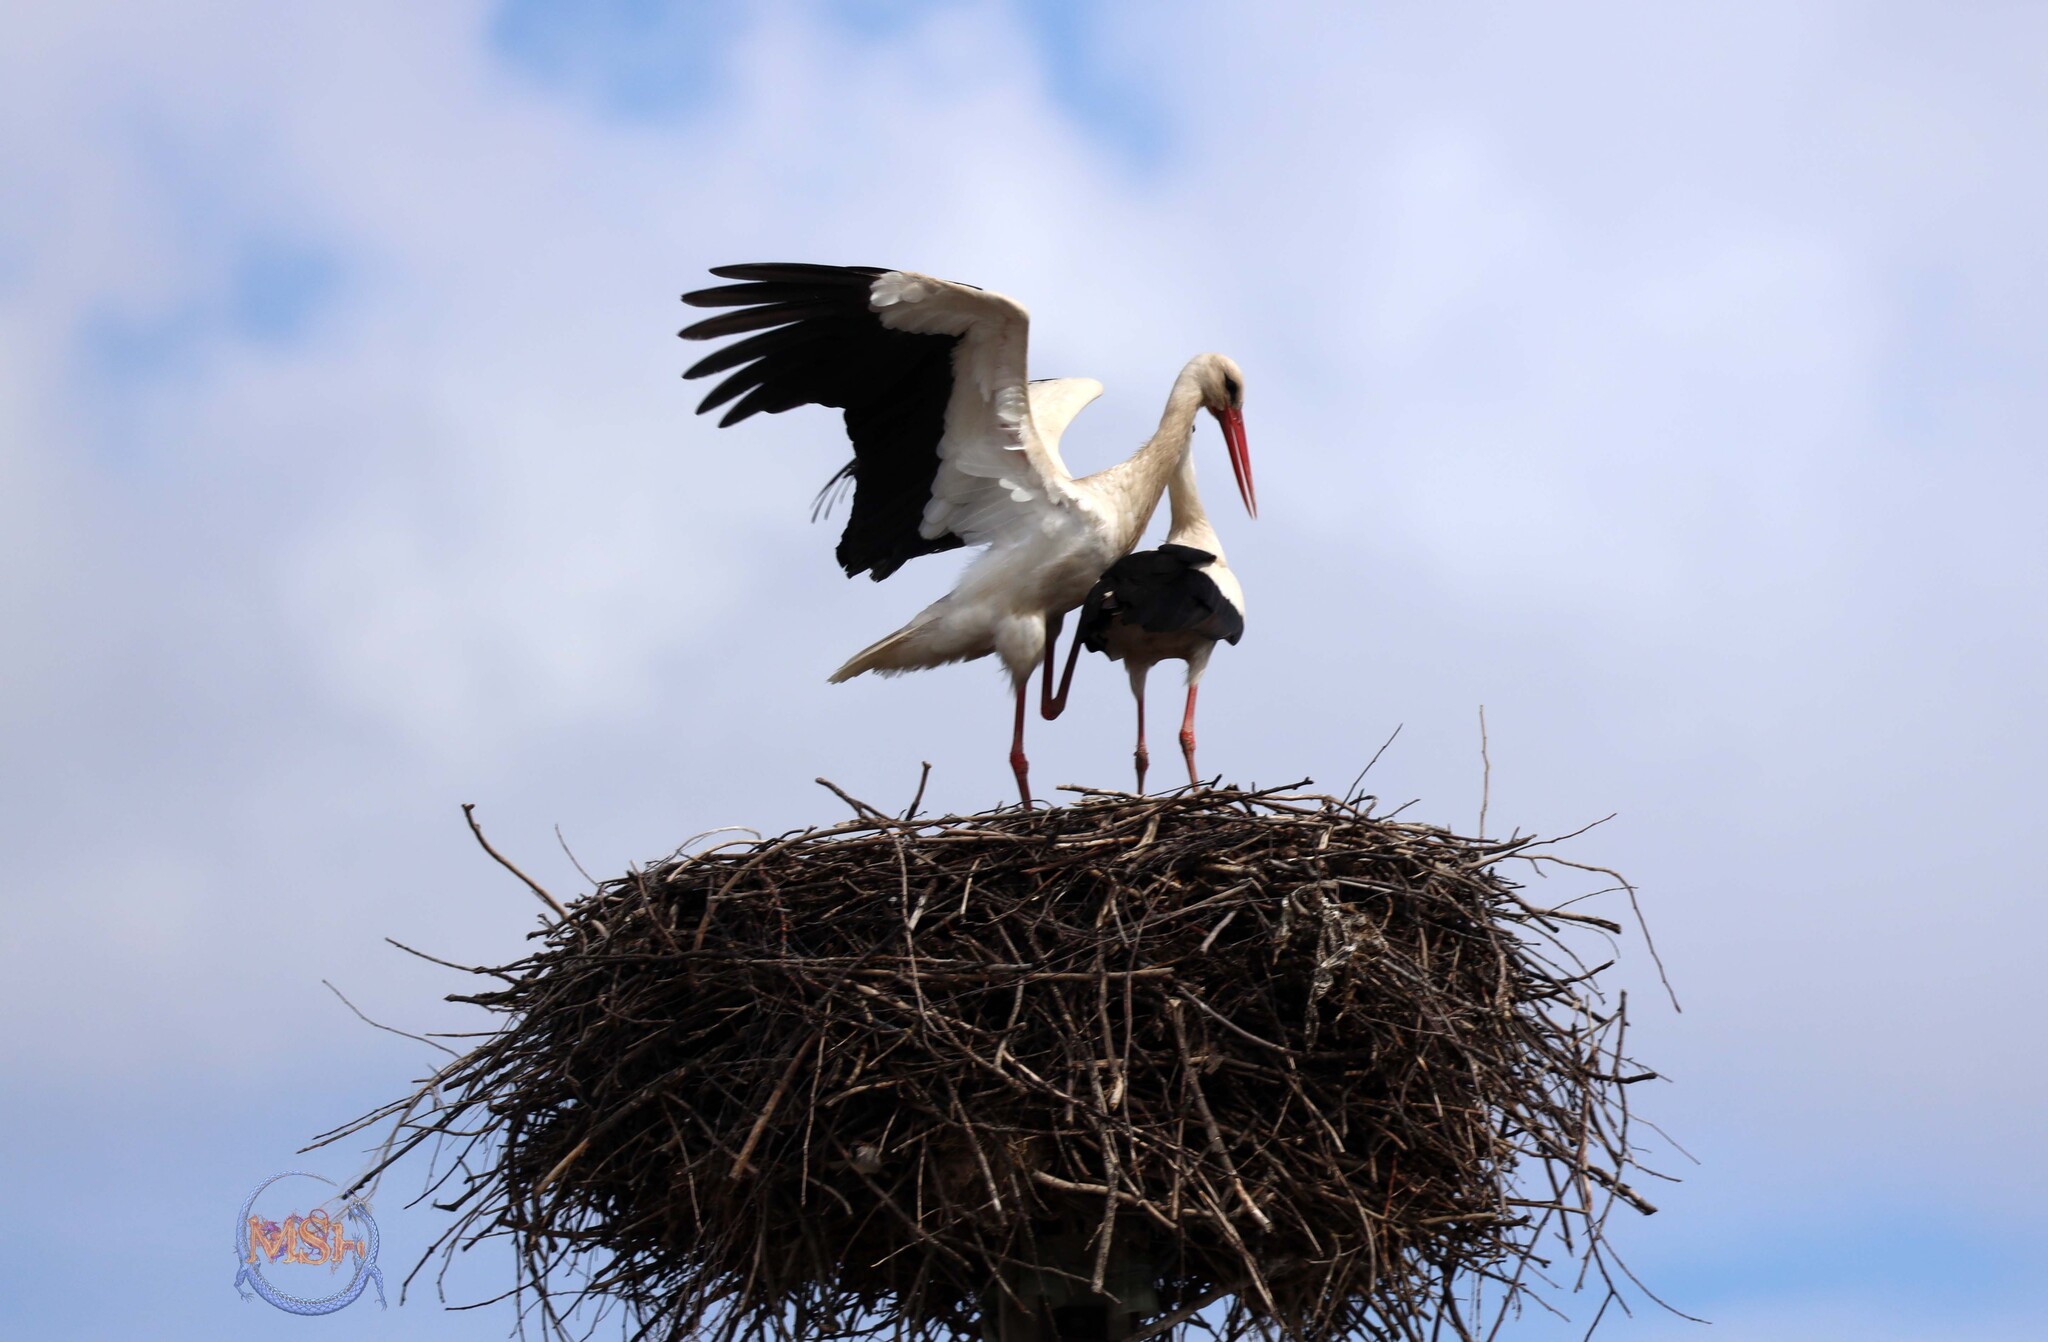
[1044,453,1246,792]
[678,263,1255,807]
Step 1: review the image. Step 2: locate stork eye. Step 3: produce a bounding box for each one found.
[1221,375,1241,405]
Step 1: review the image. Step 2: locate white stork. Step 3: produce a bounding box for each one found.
[1043,452,1245,792]
[678,263,1255,807]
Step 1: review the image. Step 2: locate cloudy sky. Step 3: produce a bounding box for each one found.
[3,2,2044,1337]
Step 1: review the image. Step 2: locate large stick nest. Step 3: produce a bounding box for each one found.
[338,783,1666,1341]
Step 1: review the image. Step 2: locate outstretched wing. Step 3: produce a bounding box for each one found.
[680,263,1084,581]
[1026,376,1104,472]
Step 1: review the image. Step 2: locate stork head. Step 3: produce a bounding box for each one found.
[1193,353,1255,519]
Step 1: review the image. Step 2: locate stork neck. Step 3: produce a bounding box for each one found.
[1164,453,1224,560]
[1148,362,1210,476]
[1091,362,1207,553]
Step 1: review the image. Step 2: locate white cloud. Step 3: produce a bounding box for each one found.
[2,1,2045,1335]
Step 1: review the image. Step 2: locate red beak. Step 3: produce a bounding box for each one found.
[1214,406,1256,519]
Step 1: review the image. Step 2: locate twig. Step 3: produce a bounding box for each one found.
[816,777,893,823]
[904,761,933,820]
[1346,722,1404,801]
[730,1033,820,1180]
[1126,1279,1242,1341]
[1478,705,1492,840]
[554,824,599,890]
[462,803,569,920]
[323,979,458,1056]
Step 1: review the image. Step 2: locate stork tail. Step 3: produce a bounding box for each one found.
[829,600,987,682]
[829,625,924,682]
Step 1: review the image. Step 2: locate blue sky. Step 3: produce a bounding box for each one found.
[3,2,2046,1338]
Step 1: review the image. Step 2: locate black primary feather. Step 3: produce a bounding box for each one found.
[679,263,965,580]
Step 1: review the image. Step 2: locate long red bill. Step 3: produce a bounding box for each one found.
[1217,407,1256,519]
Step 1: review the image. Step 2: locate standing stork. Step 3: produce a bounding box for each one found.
[1045,453,1245,792]
[678,263,1255,807]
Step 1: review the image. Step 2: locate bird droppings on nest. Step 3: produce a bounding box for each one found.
[325,782,1671,1342]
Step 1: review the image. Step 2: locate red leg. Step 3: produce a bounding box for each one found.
[1041,620,1084,720]
[1178,684,1201,788]
[1133,681,1149,794]
[1010,682,1032,809]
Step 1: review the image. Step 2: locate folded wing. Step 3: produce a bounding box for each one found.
[1078,544,1246,649]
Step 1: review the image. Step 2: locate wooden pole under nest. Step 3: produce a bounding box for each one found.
[985,1235,1157,1342]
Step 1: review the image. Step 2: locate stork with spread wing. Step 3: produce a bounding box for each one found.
[680,264,1254,806]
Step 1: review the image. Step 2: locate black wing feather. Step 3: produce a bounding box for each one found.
[1079,544,1245,651]
[679,299,861,343]
[680,321,840,380]
[679,262,963,580]
[708,262,886,285]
